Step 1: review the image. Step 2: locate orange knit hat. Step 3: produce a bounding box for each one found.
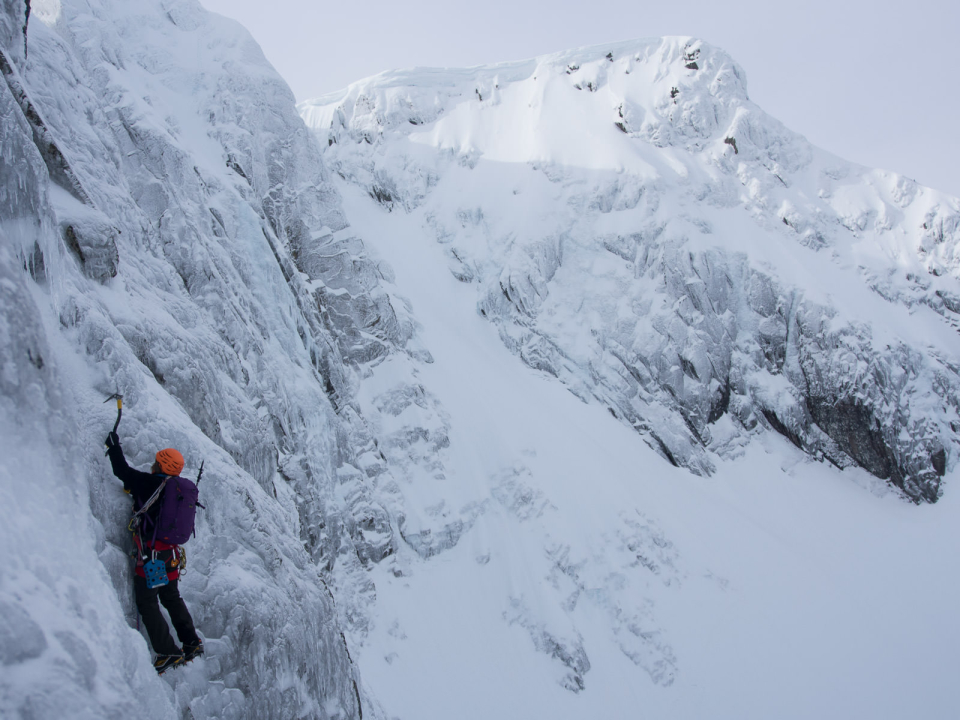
[155,448,185,476]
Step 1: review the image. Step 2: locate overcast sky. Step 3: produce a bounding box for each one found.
[199,0,959,198]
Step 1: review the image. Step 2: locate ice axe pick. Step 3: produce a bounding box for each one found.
[103,391,123,455]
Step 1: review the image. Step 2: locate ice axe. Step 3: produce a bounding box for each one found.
[103,390,123,455]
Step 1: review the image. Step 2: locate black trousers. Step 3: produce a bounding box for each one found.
[134,576,200,656]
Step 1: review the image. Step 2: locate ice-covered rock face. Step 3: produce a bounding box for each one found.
[0,0,433,717]
[302,37,960,503]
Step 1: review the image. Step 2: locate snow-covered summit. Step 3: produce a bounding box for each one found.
[302,37,754,171]
[301,37,960,503]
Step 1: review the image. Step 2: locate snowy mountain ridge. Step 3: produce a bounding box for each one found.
[301,36,960,503]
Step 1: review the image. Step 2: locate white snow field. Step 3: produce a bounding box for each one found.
[0,0,958,718]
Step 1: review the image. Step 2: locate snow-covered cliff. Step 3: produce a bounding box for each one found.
[301,38,960,504]
[1,0,421,716]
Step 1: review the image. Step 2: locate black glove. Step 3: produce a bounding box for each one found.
[104,431,120,449]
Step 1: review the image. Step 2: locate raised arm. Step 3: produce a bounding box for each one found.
[105,433,163,499]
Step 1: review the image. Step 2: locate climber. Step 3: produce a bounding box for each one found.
[105,431,204,674]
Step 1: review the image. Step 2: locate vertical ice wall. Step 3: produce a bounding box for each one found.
[0,0,421,716]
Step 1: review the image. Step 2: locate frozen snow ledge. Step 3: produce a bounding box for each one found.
[303,36,960,503]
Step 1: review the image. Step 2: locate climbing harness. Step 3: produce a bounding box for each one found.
[129,476,172,588]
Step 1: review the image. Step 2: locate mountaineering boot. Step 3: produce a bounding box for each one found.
[154,652,184,675]
[182,641,204,664]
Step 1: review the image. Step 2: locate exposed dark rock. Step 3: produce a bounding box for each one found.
[757,325,786,370]
[209,207,226,236]
[932,447,946,476]
[349,504,395,565]
[226,154,249,181]
[62,221,119,283]
[807,398,893,478]
[26,347,42,369]
[651,433,680,467]
[936,289,960,314]
[708,378,731,423]
[370,185,393,205]
[724,136,738,154]
[0,49,93,205]
[24,241,44,282]
[679,356,700,380]
[761,407,804,449]
[62,225,83,264]
[901,472,941,504]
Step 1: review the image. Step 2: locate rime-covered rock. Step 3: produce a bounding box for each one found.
[302,37,960,502]
[0,0,426,716]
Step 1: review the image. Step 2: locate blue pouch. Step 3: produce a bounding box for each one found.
[144,558,169,589]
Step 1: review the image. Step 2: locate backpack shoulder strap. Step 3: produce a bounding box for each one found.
[131,475,169,523]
